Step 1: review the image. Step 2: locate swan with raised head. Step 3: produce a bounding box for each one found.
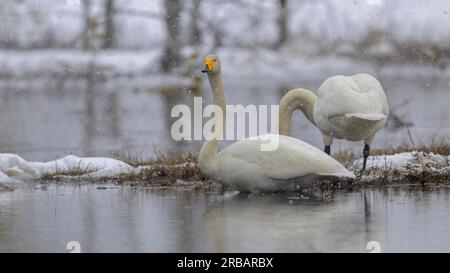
[279,74,389,170]
[198,54,354,192]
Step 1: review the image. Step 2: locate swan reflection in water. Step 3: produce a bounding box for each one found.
[1,185,450,252]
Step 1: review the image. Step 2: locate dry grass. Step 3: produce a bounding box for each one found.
[332,149,358,167]
[119,143,449,190]
[83,142,450,188]
[371,143,450,157]
[351,29,450,67]
[358,167,450,186]
[0,185,14,192]
[35,142,450,190]
[114,149,152,168]
[114,153,214,190]
[333,142,450,165]
[35,151,214,190]
[40,162,101,181]
[333,141,450,186]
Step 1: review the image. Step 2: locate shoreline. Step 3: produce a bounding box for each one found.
[1,144,449,192]
[0,48,449,82]
[2,179,449,198]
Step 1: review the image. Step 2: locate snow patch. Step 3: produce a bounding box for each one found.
[0,153,135,183]
[1,151,448,186]
[351,151,450,182]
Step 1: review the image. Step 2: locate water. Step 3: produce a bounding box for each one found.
[0,71,449,161]
[1,65,449,253]
[1,184,450,252]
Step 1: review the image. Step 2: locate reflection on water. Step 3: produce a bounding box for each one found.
[0,184,450,252]
[0,71,449,161]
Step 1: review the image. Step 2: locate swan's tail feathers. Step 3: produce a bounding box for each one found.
[345,113,387,127]
[345,113,386,121]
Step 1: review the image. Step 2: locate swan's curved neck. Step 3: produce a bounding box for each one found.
[279,88,317,135]
[199,72,226,174]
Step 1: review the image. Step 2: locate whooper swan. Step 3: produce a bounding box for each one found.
[279,74,389,170]
[198,55,354,192]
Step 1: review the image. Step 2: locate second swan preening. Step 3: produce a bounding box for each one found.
[199,54,354,192]
[279,75,389,170]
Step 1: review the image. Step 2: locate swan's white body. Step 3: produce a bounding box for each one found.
[199,55,354,192]
[204,134,354,192]
[313,74,389,144]
[280,74,388,145]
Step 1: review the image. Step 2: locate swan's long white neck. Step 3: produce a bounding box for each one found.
[279,88,317,135]
[199,72,226,176]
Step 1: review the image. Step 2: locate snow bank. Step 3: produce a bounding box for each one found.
[351,151,450,182]
[0,153,136,183]
[1,151,448,185]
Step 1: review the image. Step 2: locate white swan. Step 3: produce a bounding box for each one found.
[199,55,354,192]
[279,74,389,170]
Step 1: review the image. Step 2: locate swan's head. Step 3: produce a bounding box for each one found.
[201,54,221,75]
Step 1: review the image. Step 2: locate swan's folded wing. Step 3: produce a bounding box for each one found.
[316,74,388,118]
[220,134,354,180]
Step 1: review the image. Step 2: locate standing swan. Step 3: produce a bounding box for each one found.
[199,55,354,192]
[279,74,389,170]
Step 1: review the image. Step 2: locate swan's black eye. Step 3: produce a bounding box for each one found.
[213,59,216,62]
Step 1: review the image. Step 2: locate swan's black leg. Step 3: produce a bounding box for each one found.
[362,144,370,171]
[324,145,331,155]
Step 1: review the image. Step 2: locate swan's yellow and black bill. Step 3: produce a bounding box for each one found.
[201,59,214,73]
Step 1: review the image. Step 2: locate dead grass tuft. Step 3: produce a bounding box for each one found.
[40,162,100,181]
[37,142,450,189]
[334,142,450,165]
[114,153,213,190]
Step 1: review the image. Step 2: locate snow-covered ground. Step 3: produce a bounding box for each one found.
[0,153,135,184]
[2,0,450,50]
[352,151,450,183]
[1,0,450,81]
[1,151,449,186]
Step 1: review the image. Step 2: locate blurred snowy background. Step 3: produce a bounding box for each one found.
[0,0,449,161]
[1,0,450,76]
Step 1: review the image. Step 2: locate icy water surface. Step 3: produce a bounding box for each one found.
[1,184,450,252]
[0,70,449,161]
